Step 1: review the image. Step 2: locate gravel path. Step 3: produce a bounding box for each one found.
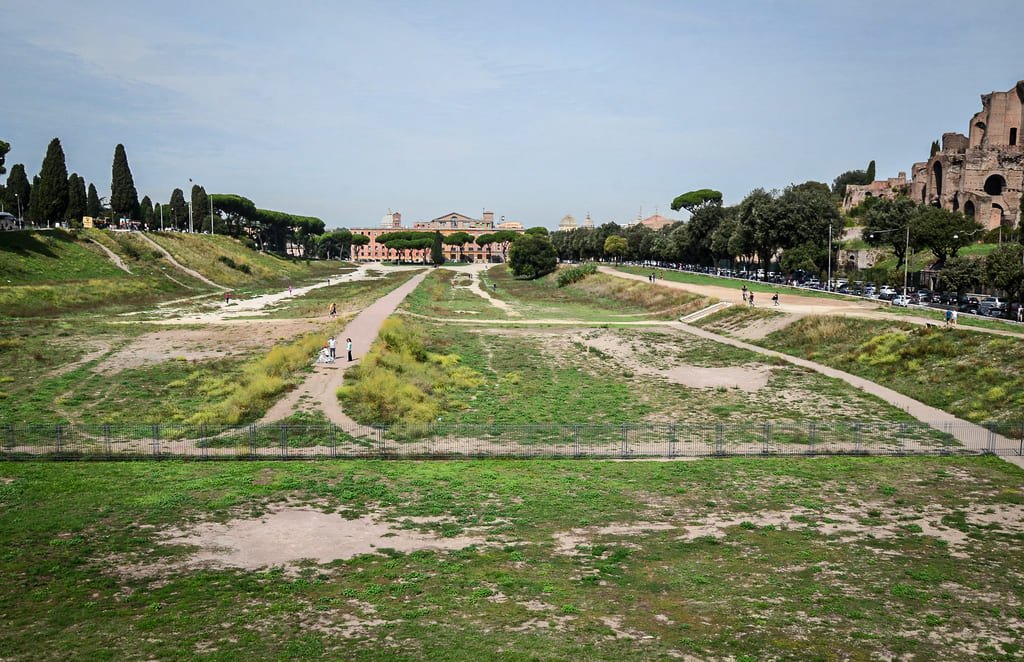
[260,269,431,428]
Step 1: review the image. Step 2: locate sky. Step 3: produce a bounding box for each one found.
[2,0,1023,230]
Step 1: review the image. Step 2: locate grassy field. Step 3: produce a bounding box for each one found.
[757,316,1024,431]
[0,457,1020,660]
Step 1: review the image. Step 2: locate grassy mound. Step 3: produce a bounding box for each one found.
[760,316,1024,429]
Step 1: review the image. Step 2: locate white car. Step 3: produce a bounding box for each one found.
[879,286,897,296]
[891,295,911,307]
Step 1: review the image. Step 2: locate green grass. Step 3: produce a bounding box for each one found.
[613,265,857,302]
[758,316,1024,431]
[262,269,416,320]
[145,232,340,290]
[479,265,709,321]
[0,456,1020,659]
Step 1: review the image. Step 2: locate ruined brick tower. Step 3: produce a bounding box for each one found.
[910,81,1024,230]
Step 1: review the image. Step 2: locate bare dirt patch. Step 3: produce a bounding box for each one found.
[94,320,317,375]
[155,506,486,570]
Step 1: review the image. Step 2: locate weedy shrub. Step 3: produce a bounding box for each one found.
[338,317,482,426]
[217,255,252,274]
[186,332,326,425]
[857,332,909,367]
[556,263,597,287]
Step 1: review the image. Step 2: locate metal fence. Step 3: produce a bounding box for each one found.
[1,420,1022,461]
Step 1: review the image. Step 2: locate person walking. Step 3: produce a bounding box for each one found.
[328,336,336,360]
[329,302,337,319]
[951,309,959,326]
[748,291,755,307]
[224,291,230,305]
[741,285,748,303]
[945,309,953,326]
[772,292,779,307]
[1017,305,1023,323]
[346,338,353,362]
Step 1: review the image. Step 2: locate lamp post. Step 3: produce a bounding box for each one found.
[187,201,193,234]
[869,225,911,297]
[827,224,832,292]
[159,204,164,231]
[209,194,215,235]
[15,193,21,224]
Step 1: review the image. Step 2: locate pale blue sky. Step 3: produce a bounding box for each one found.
[2,1,1023,229]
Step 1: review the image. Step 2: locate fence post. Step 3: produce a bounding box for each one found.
[331,424,338,459]
[104,423,112,460]
[898,423,907,456]
[620,424,628,458]
[249,424,257,458]
[54,423,63,458]
[280,424,288,459]
[573,425,581,459]
[200,423,208,460]
[986,423,996,455]
[715,423,724,456]
[668,423,676,459]
[151,424,160,458]
[762,422,771,455]
[377,425,384,458]
[807,421,816,456]
[853,423,861,455]
[2,423,13,457]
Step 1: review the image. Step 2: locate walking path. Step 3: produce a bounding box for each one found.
[137,233,229,290]
[87,237,132,274]
[260,269,431,428]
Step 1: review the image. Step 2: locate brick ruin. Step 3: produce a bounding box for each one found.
[908,81,1024,230]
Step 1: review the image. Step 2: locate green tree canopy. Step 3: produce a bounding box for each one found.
[0,139,9,176]
[524,226,549,236]
[508,233,557,279]
[984,244,1024,301]
[110,144,139,219]
[671,188,723,215]
[913,207,983,267]
[604,235,628,261]
[191,185,211,233]
[34,138,69,225]
[938,256,983,296]
[863,197,919,267]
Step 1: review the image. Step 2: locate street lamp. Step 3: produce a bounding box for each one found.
[187,200,193,234]
[15,193,21,224]
[870,225,911,296]
[827,224,832,292]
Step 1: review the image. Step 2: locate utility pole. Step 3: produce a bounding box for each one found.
[827,224,832,292]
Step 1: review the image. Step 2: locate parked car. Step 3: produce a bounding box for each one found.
[979,297,1007,317]
[891,295,911,307]
[959,297,981,315]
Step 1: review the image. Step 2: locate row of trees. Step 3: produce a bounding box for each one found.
[551,183,987,284]
[0,137,332,257]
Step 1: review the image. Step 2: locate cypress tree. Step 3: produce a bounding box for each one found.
[169,188,187,230]
[27,175,43,225]
[86,183,102,217]
[3,163,30,218]
[110,143,139,219]
[431,231,445,265]
[191,184,210,233]
[34,137,69,225]
[140,196,154,230]
[0,139,9,175]
[65,173,87,227]
[865,160,876,182]
[153,203,163,230]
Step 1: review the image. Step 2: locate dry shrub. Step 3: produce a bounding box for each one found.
[338,317,481,426]
[187,332,327,425]
[789,316,850,345]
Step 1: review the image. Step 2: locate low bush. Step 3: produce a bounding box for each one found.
[186,332,326,425]
[217,255,252,274]
[338,317,482,426]
[556,263,597,287]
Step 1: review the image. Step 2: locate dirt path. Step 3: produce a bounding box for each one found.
[458,263,520,315]
[87,237,132,274]
[137,233,228,290]
[602,266,1024,340]
[260,269,431,428]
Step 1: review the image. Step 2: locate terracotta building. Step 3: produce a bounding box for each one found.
[349,211,523,263]
[909,81,1024,230]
